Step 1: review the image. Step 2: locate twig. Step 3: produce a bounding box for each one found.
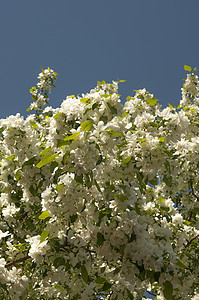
[190,180,199,201]
[185,234,199,248]
[5,255,30,268]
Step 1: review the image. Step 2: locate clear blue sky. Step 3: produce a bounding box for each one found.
[0,0,199,120]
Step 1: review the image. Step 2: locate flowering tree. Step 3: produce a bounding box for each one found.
[0,65,198,300]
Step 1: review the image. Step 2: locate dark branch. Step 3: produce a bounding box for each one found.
[5,255,30,268]
[185,234,199,248]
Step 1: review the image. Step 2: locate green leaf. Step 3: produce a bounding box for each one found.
[158,137,165,143]
[85,171,93,188]
[64,132,80,141]
[126,96,132,101]
[70,214,78,223]
[29,185,37,196]
[40,230,50,243]
[53,112,61,119]
[106,129,123,137]
[97,232,105,247]
[6,155,15,161]
[157,145,173,157]
[163,176,172,187]
[163,281,173,300]
[176,260,188,269]
[184,65,192,72]
[99,115,108,124]
[123,111,128,117]
[81,120,93,131]
[55,283,64,292]
[156,198,165,203]
[39,147,51,156]
[29,121,38,129]
[80,98,90,103]
[102,281,112,291]
[50,161,58,173]
[57,140,71,147]
[107,102,117,115]
[53,257,66,268]
[95,277,107,284]
[122,156,131,164]
[36,153,58,168]
[149,176,158,185]
[145,97,159,106]
[81,265,88,283]
[75,173,83,184]
[23,156,37,167]
[39,210,50,220]
[15,169,21,181]
[119,79,126,82]
[94,179,101,192]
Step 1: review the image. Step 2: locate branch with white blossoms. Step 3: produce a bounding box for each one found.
[0,65,198,299]
[27,67,59,113]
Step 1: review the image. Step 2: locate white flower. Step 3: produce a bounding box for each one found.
[172,213,183,225]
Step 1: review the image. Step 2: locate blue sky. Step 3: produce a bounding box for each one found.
[1,1,199,119]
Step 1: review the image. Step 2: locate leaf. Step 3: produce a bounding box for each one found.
[163,176,172,187]
[107,102,117,115]
[163,281,173,300]
[57,140,71,147]
[97,232,105,247]
[149,176,158,185]
[6,155,15,161]
[145,97,159,106]
[102,281,112,291]
[106,129,123,137]
[81,120,93,131]
[29,185,37,196]
[15,169,21,181]
[122,156,132,164]
[156,198,165,203]
[158,137,165,143]
[40,230,50,243]
[94,179,101,192]
[176,260,188,269]
[39,147,51,156]
[23,156,37,167]
[50,161,58,173]
[29,121,38,129]
[81,265,88,283]
[75,173,83,184]
[53,257,66,268]
[99,115,108,124]
[95,277,107,284]
[53,112,61,119]
[36,153,58,168]
[39,210,50,220]
[64,132,80,141]
[184,65,192,72]
[70,214,78,223]
[55,283,64,292]
[80,98,90,103]
[126,96,132,101]
[157,145,173,157]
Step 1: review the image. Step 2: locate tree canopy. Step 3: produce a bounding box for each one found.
[0,66,198,299]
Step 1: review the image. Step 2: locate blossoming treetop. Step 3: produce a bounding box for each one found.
[0,66,198,299]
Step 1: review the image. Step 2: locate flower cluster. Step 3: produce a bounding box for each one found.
[0,66,198,299]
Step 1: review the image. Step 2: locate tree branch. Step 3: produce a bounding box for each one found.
[185,234,199,248]
[5,255,30,268]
